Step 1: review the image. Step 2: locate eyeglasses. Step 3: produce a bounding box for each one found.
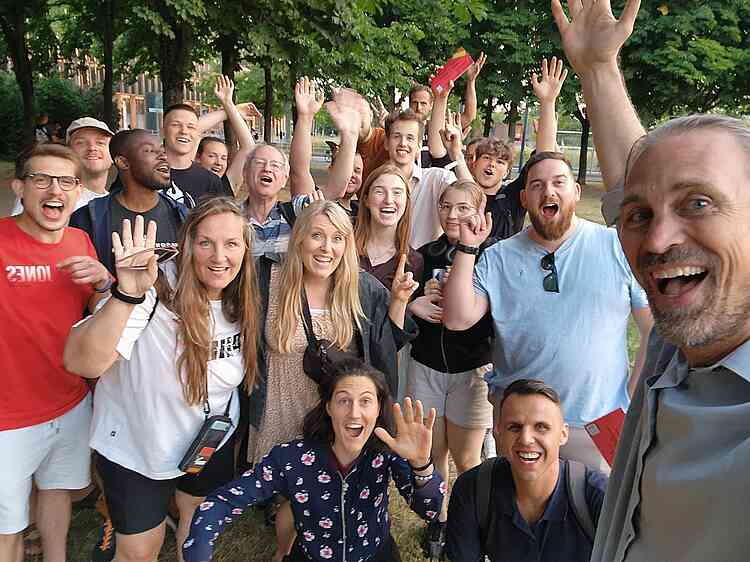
[250,158,285,171]
[23,173,80,191]
[540,252,560,293]
[115,246,180,271]
[438,203,476,217]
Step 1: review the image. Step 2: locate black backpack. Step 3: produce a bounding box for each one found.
[476,458,594,552]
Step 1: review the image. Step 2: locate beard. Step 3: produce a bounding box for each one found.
[637,247,750,349]
[528,201,575,241]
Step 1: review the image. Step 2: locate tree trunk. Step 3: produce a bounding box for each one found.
[101,0,115,129]
[506,102,518,141]
[0,8,35,145]
[157,5,194,107]
[289,61,298,129]
[220,38,238,149]
[483,97,494,137]
[574,108,590,185]
[263,59,273,142]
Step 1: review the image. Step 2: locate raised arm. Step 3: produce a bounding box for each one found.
[441,110,472,181]
[428,80,452,159]
[442,213,492,330]
[322,88,364,201]
[213,75,256,192]
[552,0,643,190]
[530,57,568,152]
[289,76,323,196]
[460,52,486,131]
[63,217,158,378]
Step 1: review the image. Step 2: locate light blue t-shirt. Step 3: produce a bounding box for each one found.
[474,218,648,427]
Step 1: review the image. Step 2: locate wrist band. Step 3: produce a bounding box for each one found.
[455,243,480,256]
[95,277,114,294]
[110,281,146,305]
[409,457,433,472]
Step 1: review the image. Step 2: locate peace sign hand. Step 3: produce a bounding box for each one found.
[112,215,158,298]
[374,397,436,467]
[390,253,419,304]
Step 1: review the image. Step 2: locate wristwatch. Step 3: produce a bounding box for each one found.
[455,243,480,255]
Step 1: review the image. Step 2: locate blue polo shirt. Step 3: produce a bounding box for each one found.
[446,458,607,562]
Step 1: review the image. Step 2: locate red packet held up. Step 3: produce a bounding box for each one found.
[431,49,474,95]
[584,409,625,467]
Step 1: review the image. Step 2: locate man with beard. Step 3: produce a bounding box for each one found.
[442,151,653,471]
[553,0,750,559]
[70,129,188,274]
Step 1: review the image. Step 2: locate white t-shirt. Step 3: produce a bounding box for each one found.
[409,163,456,249]
[88,290,243,479]
[12,188,107,216]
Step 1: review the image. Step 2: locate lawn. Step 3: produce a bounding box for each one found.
[53,183,639,562]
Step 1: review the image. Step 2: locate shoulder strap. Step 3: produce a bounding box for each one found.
[299,290,319,349]
[279,201,296,227]
[565,460,595,543]
[476,457,499,552]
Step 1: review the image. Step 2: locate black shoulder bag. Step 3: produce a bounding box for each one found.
[178,387,234,475]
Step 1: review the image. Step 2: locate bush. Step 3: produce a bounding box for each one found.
[0,71,103,159]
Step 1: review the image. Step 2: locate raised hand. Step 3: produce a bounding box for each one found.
[57,255,111,290]
[466,52,487,82]
[112,215,158,298]
[458,211,493,248]
[325,87,363,137]
[372,96,388,128]
[295,76,324,117]
[237,102,262,120]
[214,75,235,106]
[552,0,641,75]
[374,397,436,467]
[390,253,420,303]
[531,57,569,104]
[440,109,464,161]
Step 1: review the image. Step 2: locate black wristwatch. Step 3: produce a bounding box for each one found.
[455,243,480,255]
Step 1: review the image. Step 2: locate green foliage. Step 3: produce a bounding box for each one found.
[0,72,26,160]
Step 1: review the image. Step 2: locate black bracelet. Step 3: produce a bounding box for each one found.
[455,243,480,255]
[110,281,146,305]
[409,457,433,472]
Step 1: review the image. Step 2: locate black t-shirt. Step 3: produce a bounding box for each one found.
[169,162,232,206]
[110,195,180,254]
[486,175,526,241]
[446,458,607,562]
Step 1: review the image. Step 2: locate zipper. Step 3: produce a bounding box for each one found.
[339,472,350,562]
[440,324,449,373]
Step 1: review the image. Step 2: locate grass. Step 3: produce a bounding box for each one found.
[56,181,639,562]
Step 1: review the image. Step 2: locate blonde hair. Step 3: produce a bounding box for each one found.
[168,197,260,406]
[439,179,486,211]
[354,163,412,258]
[273,201,364,353]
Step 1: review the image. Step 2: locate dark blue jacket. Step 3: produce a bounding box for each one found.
[183,439,445,562]
[68,181,189,274]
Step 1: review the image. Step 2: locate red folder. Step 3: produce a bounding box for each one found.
[431,49,474,94]
[584,409,625,467]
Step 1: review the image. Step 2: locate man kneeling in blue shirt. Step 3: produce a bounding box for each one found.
[445,379,608,562]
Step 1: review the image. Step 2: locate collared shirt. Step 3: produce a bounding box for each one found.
[446,458,607,562]
[592,335,750,562]
[409,162,456,249]
[246,196,307,257]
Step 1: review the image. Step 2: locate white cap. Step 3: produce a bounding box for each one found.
[66,117,115,143]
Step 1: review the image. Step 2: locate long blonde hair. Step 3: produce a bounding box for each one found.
[169,197,260,406]
[354,163,412,258]
[273,201,364,353]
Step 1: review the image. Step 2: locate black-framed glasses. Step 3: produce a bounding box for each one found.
[24,172,80,191]
[540,252,560,293]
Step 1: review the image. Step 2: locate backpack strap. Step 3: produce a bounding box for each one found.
[476,457,499,552]
[278,201,296,228]
[565,460,595,543]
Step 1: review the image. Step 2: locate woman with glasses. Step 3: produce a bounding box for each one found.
[63,197,259,562]
[354,163,423,289]
[249,201,418,561]
[406,179,497,554]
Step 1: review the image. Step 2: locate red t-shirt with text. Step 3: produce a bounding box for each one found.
[0,218,94,430]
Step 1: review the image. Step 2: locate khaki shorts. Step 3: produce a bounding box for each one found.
[406,360,493,429]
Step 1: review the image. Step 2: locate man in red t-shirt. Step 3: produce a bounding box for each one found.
[0,144,110,562]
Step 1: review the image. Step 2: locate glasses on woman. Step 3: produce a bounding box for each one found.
[438,202,476,217]
[540,252,560,293]
[115,247,180,270]
[23,173,80,191]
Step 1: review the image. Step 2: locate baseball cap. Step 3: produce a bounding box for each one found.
[66,117,115,143]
